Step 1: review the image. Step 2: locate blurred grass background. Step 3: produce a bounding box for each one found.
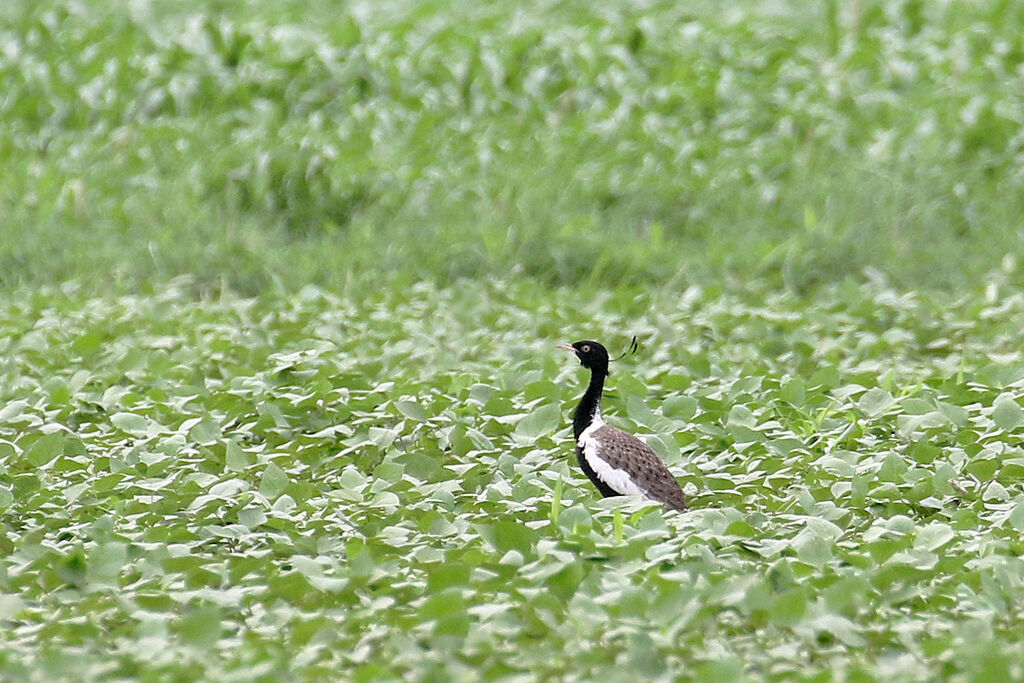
[1,0,1022,295]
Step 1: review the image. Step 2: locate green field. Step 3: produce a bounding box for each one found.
[4,0,1024,680]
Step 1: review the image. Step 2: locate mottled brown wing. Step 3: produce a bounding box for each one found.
[592,426,688,512]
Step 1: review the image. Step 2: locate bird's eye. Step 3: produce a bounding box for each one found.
[581,345,591,353]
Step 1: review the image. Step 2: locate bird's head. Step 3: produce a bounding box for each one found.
[556,340,610,372]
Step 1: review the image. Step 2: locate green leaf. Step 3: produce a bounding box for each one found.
[0,401,28,423]
[626,394,657,425]
[514,403,562,440]
[771,588,807,626]
[879,452,908,481]
[727,405,756,428]
[728,424,764,443]
[478,520,536,553]
[1008,501,1024,531]
[87,543,127,584]
[914,523,954,551]
[260,463,289,500]
[189,418,222,444]
[224,441,249,471]
[824,576,872,615]
[859,388,894,417]
[0,595,26,620]
[72,333,103,355]
[792,526,834,567]
[992,394,1024,430]
[25,432,64,466]
[178,606,222,648]
[780,377,806,406]
[984,481,1009,501]
[420,587,465,621]
[237,508,266,528]
[111,412,150,436]
[662,395,697,420]
[394,400,429,421]
[695,658,742,683]
[427,563,471,592]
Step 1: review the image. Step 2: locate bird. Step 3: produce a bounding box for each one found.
[557,340,688,512]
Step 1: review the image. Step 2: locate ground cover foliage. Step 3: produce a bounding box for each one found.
[6,0,1024,679]
[2,277,1024,680]
[2,0,1024,293]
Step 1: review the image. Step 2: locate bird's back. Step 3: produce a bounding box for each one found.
[578,424,688,512]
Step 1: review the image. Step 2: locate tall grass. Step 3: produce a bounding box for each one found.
[1,0,1022,294]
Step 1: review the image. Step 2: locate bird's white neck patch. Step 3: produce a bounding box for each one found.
[577,407,604,443]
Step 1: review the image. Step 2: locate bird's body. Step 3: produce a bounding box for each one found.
[559,340,687,512]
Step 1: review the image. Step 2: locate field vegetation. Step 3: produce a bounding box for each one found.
[3,0,1024,680]
[3,0,1024,293]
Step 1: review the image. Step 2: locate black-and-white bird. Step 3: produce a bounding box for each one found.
[557,340,688,512]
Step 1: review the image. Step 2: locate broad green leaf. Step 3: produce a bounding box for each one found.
[771,588,807,626]
[695,658,743,683]
[727,405,757,428]
[992,394,1024,430]
[178,606,222,647]
[626,394,657,425]
[859,388,894,417]
[514,403,562,440]
[780,377,806,406]
[189,418,222,444]
[395,400,429,421]
[237,508,267,528]
[0,595,26,620]
[879,452,908,481]
[914,523,955,551]
[662,395,697,420]
[1008,501,1024,531]
[224,441,249,471]
[478,520,537,553]
[260,463,289,500]
[984,482,1009,501]
[87,543,127,584]
[0,401,28,422]
[111,412,150,436]
[72,333,103,355]
[792,526,835,567]
[427,563,471,591]
[25,432,64,466]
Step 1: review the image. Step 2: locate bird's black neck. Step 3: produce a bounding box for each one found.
[572,365,607,440]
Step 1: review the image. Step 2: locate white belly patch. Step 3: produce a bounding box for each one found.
[577,413,644,496]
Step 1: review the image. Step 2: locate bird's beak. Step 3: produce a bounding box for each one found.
[555,342,574,352]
